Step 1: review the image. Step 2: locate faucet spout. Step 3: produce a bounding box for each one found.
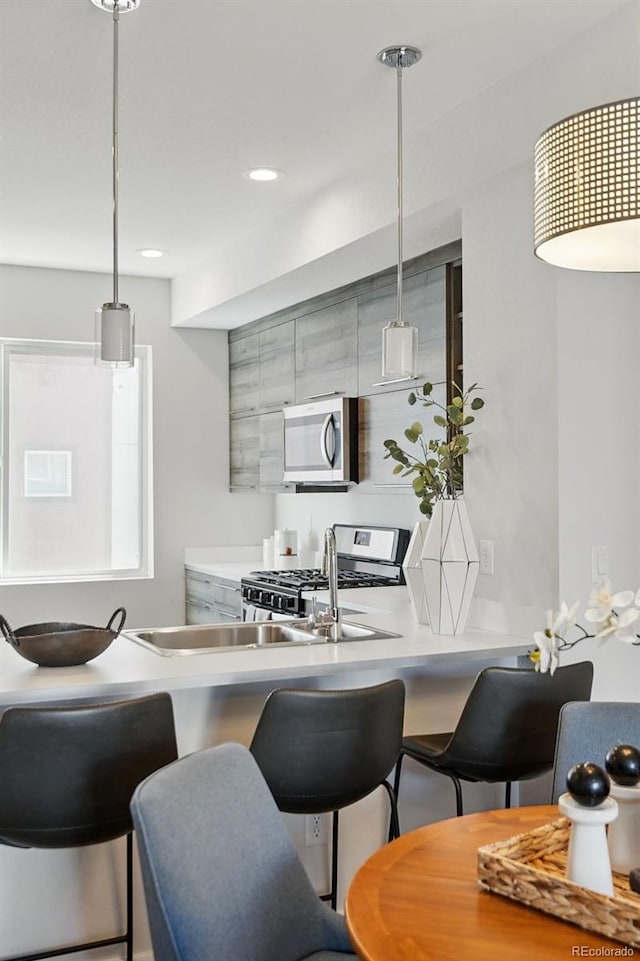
[324,527,341,642]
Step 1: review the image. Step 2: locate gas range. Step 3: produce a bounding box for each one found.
[241,524,410,618]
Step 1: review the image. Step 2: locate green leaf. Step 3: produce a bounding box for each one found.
[383,439,397,449]
[422,382,433,396]
[471,397,485,410]
[433,415,447,428]
[452,396,463,408]
[392,464,404,474]
[404,429,418,443]
[408,392,416,406]
[411,421,423,436]
[462,416,475,426]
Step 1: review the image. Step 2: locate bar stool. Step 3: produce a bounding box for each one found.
[394,662,593,821]
[0,692,178,961]
[249,679,405,909]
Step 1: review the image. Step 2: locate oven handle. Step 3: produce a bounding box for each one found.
[320,413,335,468]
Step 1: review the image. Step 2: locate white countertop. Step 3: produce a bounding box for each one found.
[184,545,262,581]
[0,584,534,706]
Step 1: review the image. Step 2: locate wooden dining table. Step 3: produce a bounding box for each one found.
[345,804,629,960]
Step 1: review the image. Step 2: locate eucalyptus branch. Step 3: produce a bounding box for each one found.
[382,381,484,518]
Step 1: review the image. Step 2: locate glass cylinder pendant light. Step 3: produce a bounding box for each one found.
[378,45,421,380]
[534,97,639,271]
[91,0,141,367]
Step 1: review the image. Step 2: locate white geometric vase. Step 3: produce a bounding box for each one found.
[402,520,430,624]
[420,498,479,634]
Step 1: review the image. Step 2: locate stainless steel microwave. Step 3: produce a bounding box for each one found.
[282,396,359,484]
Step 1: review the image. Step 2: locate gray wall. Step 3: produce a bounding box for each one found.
[0,264,274,629]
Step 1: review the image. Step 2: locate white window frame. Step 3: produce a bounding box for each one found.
[24,450,73,498]
[0,338,154,585]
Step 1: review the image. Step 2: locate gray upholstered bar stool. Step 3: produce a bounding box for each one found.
[394,662,594,822]
[0,692,178,961]
[250,679,405,909]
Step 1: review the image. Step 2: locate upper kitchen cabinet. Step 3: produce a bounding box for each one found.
[295,300,358,402]
[357,264,447,396]
[229,332,260,415]
[229,321,295,416]
[259,321,295,410]
[358,382,447,491]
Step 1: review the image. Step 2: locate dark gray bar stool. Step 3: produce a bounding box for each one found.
[394,662,593,821]
[250,679,405,909]
[0,692,178,961]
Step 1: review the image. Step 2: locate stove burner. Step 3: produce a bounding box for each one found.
[247,568,395,590]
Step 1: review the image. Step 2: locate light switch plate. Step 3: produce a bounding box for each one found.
[591,545,608,583]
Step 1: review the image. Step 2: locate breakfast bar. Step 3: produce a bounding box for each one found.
[0,584,534,960]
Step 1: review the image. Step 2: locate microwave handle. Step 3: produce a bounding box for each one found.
[320,413,335,468]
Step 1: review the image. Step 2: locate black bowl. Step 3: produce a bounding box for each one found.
[0,609,126,667]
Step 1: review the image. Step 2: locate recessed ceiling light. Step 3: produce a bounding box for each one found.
[137,248,167,258]
[242,168,285,182]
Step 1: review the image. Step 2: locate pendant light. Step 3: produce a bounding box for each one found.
[91,0,141,367]
[534,97,639,271]
[378,45,421,380]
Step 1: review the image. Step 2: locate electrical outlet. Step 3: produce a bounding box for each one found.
[305,813,328,846]
[479,539,494,576]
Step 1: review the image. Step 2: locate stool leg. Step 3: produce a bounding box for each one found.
[450,774,464,816]
[381,779,400,841]
[330,810,339,910]
[505,781,512,809]
[126,833,133,961]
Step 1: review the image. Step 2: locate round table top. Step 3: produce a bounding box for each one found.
[345,805,628,961]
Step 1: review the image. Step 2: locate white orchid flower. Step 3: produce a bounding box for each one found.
[533,629,560,675]
[551,601,580,636]
[595,605,640,642]
[585,579,634,629]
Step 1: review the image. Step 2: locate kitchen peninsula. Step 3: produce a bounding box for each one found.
[0,585,534,960]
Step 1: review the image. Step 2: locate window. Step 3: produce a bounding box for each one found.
[0,339,153,583]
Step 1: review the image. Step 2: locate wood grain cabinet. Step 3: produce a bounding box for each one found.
[358,382,447,491]
[229,332,260,415]
[259,322,295,410]
[228,243,461,496]
[295,300,358,403]
[185,569,242,625]
[357,265,447,397]
[229,414,259,490]
[229,322,294,491]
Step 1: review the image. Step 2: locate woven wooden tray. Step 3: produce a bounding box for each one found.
[477,816,640,948]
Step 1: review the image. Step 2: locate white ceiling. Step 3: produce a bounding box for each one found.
[0,0,632,313]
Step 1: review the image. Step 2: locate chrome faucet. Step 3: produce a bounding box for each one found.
[323,527,341,642]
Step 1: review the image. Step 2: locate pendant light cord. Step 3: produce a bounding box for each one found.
[112,4,120,305]
[396,61,403,327]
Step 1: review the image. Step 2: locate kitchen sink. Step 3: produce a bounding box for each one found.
[124,619,399,656]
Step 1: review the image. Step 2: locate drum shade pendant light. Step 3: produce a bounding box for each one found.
[378,45,421,380]
[91,0,141,366]
[534,97,639,271]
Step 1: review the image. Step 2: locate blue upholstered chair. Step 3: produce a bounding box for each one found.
[551,700,640,802]
[130,742,357,961]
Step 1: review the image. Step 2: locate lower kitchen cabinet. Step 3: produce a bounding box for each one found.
[185,568,242,624]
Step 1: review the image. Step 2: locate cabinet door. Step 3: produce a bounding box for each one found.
[258,410,293,492]
[229,332,260,414]
[358,383,446,491]
[259,322,295,411]
[295,300,358,402]
[357,265,447,397]
[185,569,242,625]
[229,414,259,490]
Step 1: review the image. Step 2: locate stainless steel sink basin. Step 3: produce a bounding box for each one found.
[124,619,399,656]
